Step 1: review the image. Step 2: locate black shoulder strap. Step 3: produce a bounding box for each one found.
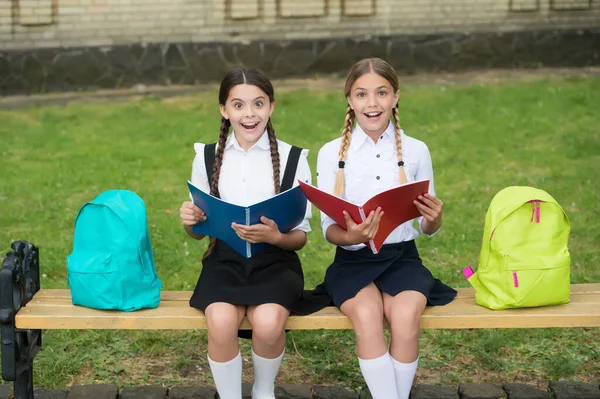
[204,143,217,183]
[281,145,303,192]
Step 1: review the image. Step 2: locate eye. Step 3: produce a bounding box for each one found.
[255,100,263,107]
[357,92,366,98]
[378,91,387,96]
[234,102,243,109]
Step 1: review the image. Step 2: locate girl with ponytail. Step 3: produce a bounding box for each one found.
[315,58,456,399]
[179,67,318,399]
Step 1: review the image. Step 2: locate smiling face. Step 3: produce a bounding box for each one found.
[347,71,399,140]
[219,83,274,150]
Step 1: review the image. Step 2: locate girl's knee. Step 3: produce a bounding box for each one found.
[388,305,422,336]
[251,312,286,345]
[206,307,242,342]
[346,302,384,335]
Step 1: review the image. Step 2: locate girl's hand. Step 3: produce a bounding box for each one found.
[414,194,443,235]
[414,194,443,223]
[232,216,282,245]
[179,201,206,226]
[343,207,384,245]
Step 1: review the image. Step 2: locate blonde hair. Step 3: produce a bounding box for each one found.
[332,58,407,197]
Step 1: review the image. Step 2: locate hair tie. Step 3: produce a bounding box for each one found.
[338,161,345,169]
[397,161,404,167]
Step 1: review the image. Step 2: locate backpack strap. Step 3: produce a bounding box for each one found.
[281,146,303,192]
[204,142,217,187]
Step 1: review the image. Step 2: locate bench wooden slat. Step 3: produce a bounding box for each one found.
[24,284,600,301]
[15,284,600,330]
[22,293,600,309]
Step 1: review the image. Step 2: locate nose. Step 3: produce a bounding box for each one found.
[367,94,377,107]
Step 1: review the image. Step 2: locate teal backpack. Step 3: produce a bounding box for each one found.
[464,186,571,310]
[67,190,162,311]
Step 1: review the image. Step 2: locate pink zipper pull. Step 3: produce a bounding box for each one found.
[512,271,519,287]
[530,200,535,223]
[463,266,474,279]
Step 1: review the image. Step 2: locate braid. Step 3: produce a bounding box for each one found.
[203,117,230,260]
[392,106,407,185]
[333,105,355,197]
[266,120,281,194]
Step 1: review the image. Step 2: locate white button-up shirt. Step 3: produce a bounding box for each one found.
[317,122,437,250]
[191,130,312,233]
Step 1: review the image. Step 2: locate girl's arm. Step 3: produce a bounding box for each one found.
[316,143,384,246]
[270,226,307,251]
[415,194,443,235]
[231,216,306,251]
[230,147,313,251]
[414,143,443,236]
[181,143,211,240]
[184,225,206,240]
[180,201,207,240]
[325,209,384,246]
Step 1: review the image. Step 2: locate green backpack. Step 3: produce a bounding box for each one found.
[464,186,570,310]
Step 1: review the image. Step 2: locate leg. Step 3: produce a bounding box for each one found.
[205,302,246,361]
[246,304,289,399]
[383,291,426,362]
[340,283,398,399]
[246,304,289,357]
[204,302,246,399]
[339,283,386,359]
[383,290,427,399]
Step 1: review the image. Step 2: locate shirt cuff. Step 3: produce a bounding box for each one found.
[293,219,311,233]
[418,216,440,237]
[321,217,336,240]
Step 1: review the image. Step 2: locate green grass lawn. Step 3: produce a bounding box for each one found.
[1,74,599,389]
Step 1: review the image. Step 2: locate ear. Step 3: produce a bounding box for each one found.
[346,97,354,111]
[268,100,275,118]
[393,89,400,104]
[219,104,228,120]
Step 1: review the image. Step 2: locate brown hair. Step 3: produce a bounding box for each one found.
[204,67,281,259]
[333,58,407,197]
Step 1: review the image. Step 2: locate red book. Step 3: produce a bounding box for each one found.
[298,179,430,253]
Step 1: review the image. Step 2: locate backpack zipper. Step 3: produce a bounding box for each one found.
[528,200,541,223]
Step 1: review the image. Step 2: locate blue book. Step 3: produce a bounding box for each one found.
[187,181,308,258]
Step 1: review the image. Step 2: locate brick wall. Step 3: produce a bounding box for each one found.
[1,0,599,50]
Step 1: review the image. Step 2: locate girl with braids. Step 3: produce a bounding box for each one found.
[179,67,317,399]
[315,58,456,399]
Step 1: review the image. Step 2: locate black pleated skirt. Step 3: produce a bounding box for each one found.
[189,240,330,316]
[319,240,457,308]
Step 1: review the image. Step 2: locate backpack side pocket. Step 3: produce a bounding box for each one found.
[67,253,123,310]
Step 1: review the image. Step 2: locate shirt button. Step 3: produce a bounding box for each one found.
[376,154,380,158]
[376,176,380,180]
[242,178,246,183]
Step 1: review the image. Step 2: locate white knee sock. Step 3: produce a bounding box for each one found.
[358,352,400,399]
[207,351,242,399]
[251,349,284,399]
[391,356,418,399]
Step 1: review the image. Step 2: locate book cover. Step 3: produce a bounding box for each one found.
[298,179,430,253]
[187,181,308,258]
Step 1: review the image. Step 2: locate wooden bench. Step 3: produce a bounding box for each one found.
[2,241,600,399]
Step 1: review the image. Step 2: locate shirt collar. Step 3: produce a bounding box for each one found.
[349,121,397,151]
[225,129,271,151]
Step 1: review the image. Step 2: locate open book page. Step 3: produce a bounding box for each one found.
[298,179,429,253]
[187,181,307,258]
